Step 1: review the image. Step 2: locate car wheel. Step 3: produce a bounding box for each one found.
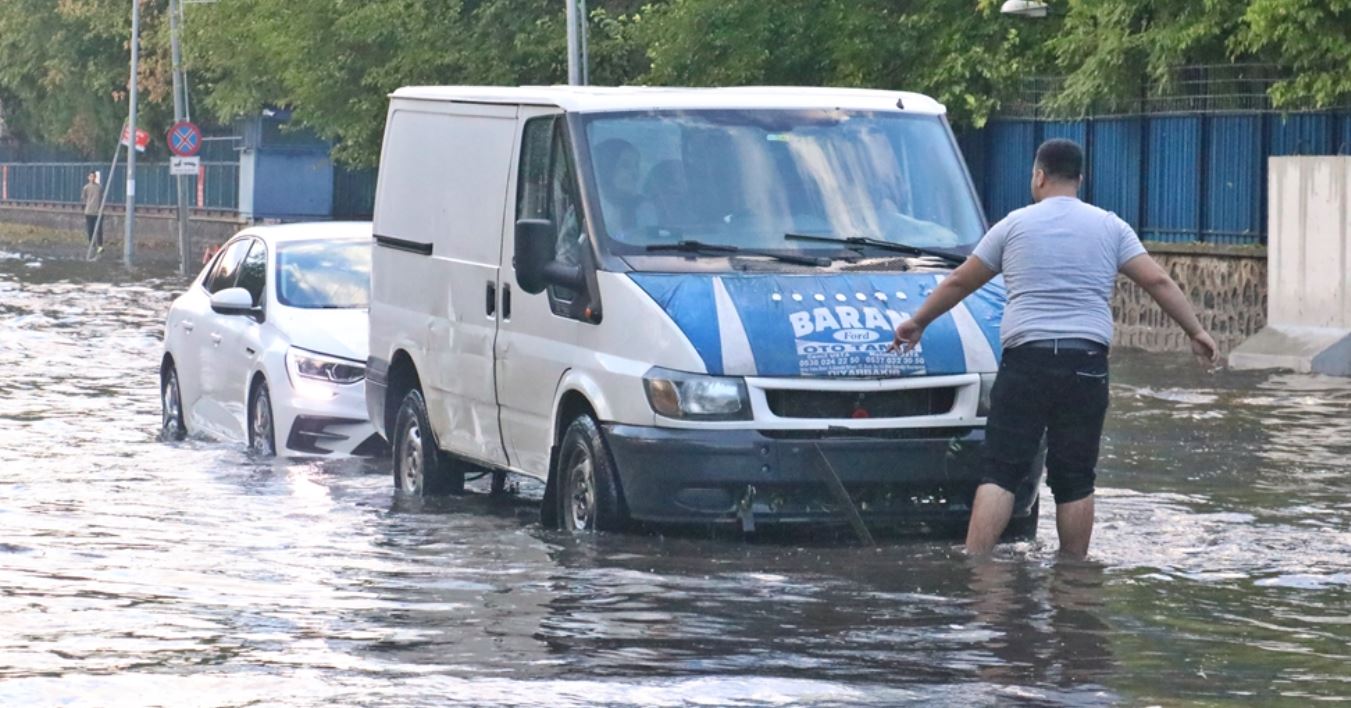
[160,364,187,441]
[392,388,464,496]
[1003,498,1040,541]
[248,379,277,457]
[557,414,626,533]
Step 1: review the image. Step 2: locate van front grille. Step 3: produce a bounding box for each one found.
[764,387,957,419]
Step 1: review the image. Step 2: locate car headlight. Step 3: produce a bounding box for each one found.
[286,347,365,385]
[643,367,751,421]
[978,372,997,417]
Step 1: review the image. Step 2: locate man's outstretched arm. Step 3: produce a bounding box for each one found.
[1119,254,1220,365]
[890,256,997,352]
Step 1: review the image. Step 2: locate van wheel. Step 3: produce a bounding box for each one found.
[160,364,187,441]
[248,380,276,457]
[557,415,626,533]
[1003,498,1040,541]
[393,388,465,496]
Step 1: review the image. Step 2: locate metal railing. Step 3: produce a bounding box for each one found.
[1001,63,1346,119]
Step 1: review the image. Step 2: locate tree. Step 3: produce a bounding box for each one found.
[185,0,648,166]
[1236,0,1351,109]
[638,0,1054,129]
[0,0,175,157]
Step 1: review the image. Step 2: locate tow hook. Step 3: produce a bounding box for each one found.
[737,484,757,533]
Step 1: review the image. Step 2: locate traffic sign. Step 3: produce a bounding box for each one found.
[120,124,150,153]
[170,156,201,176]
[167,121,202,157]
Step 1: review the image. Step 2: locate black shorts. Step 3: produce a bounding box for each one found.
[982,343,1110,504]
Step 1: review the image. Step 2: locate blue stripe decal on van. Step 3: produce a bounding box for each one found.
[963,276,1006,356]
[627,274,724,375]
[630,272,1005,378]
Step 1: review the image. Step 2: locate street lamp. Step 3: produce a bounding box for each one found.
[1000,0,1050,18]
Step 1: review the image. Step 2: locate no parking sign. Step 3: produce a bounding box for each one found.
[167,121,202,157]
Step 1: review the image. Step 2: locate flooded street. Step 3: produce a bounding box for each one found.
[2,252,1349,707]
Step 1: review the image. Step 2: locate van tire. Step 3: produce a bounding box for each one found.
[393,388,465,496]
[557,414,626,533]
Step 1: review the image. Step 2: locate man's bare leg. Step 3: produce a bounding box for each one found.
[1055,495,1095,559]
[965,483,1015,555]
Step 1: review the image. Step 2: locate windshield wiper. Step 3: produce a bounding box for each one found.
[784,233,966,265]
[646,240,830,267]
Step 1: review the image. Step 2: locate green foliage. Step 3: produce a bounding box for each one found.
[0,0,176,157]
[0,0,1347,162]
[185,0,648,166]
[639,0,1053,129]
[1236,0,1351,109]
[1037,0,1247,116]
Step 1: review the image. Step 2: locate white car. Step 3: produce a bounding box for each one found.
[159,222,381,457]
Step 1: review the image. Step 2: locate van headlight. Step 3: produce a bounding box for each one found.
[643,368,751,421]
[978,373,997,417]
[286,347,365,385]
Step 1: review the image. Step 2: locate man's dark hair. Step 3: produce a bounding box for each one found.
[1034,138,1083,181]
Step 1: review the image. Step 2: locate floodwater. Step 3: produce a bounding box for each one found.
[1,251,1348,707]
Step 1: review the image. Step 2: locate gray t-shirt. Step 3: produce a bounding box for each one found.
[972,196,1146,348]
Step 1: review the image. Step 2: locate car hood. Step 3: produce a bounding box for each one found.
[272,307,369,362]
[629,272,1005,377]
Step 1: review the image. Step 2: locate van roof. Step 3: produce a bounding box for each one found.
[389,85,946,115]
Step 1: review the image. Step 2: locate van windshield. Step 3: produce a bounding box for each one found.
[581,110,984,257]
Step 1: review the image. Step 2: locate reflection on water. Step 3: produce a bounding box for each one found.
[1,252,1348,706]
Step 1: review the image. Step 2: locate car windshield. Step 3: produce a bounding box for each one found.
[581,109,984,256]
[275,239,370,309]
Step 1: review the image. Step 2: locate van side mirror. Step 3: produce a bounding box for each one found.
[514,218,586,295]
[210,287,263,320]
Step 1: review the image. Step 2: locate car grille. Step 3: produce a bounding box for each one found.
[764,387,957,419]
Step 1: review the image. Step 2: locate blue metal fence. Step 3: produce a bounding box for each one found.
[1,160,239,211]
[332,166,377,220]
[963,111,1351,245]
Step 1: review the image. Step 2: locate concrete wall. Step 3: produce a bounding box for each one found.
[1231,157,1351,375]
[1114,244,1268,353]
[1268,157,1351,329]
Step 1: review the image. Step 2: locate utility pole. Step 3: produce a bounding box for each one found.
[123,0,140,268]
[579,0,589,85]
[566,0,580,86]
[168,0,191,275]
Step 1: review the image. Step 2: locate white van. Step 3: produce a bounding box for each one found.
[366,86,1042,536]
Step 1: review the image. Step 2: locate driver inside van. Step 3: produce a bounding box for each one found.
[594,139,645,236]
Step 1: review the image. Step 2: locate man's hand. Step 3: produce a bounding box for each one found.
[1190,330,1221,368]
[890,319,924,353]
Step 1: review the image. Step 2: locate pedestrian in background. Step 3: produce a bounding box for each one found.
[891,138,1220,560]
[81,170,103,253]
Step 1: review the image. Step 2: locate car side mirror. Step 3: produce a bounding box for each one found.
[210,287,262,320]
[514,218,586,295]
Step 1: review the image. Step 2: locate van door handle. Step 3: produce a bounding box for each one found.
[210,333,223,346]
[502,284,512,320]
[485,281,497,318]
[181,320,194,333]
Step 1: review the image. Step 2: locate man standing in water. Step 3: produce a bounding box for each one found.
[891,138,1220,558]
[81,171,104,254]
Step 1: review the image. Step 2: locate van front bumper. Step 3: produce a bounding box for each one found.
[602,424,1042,529]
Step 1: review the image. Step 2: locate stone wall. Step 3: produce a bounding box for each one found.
[1113,243,1267,353]
[0,203,246,257]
